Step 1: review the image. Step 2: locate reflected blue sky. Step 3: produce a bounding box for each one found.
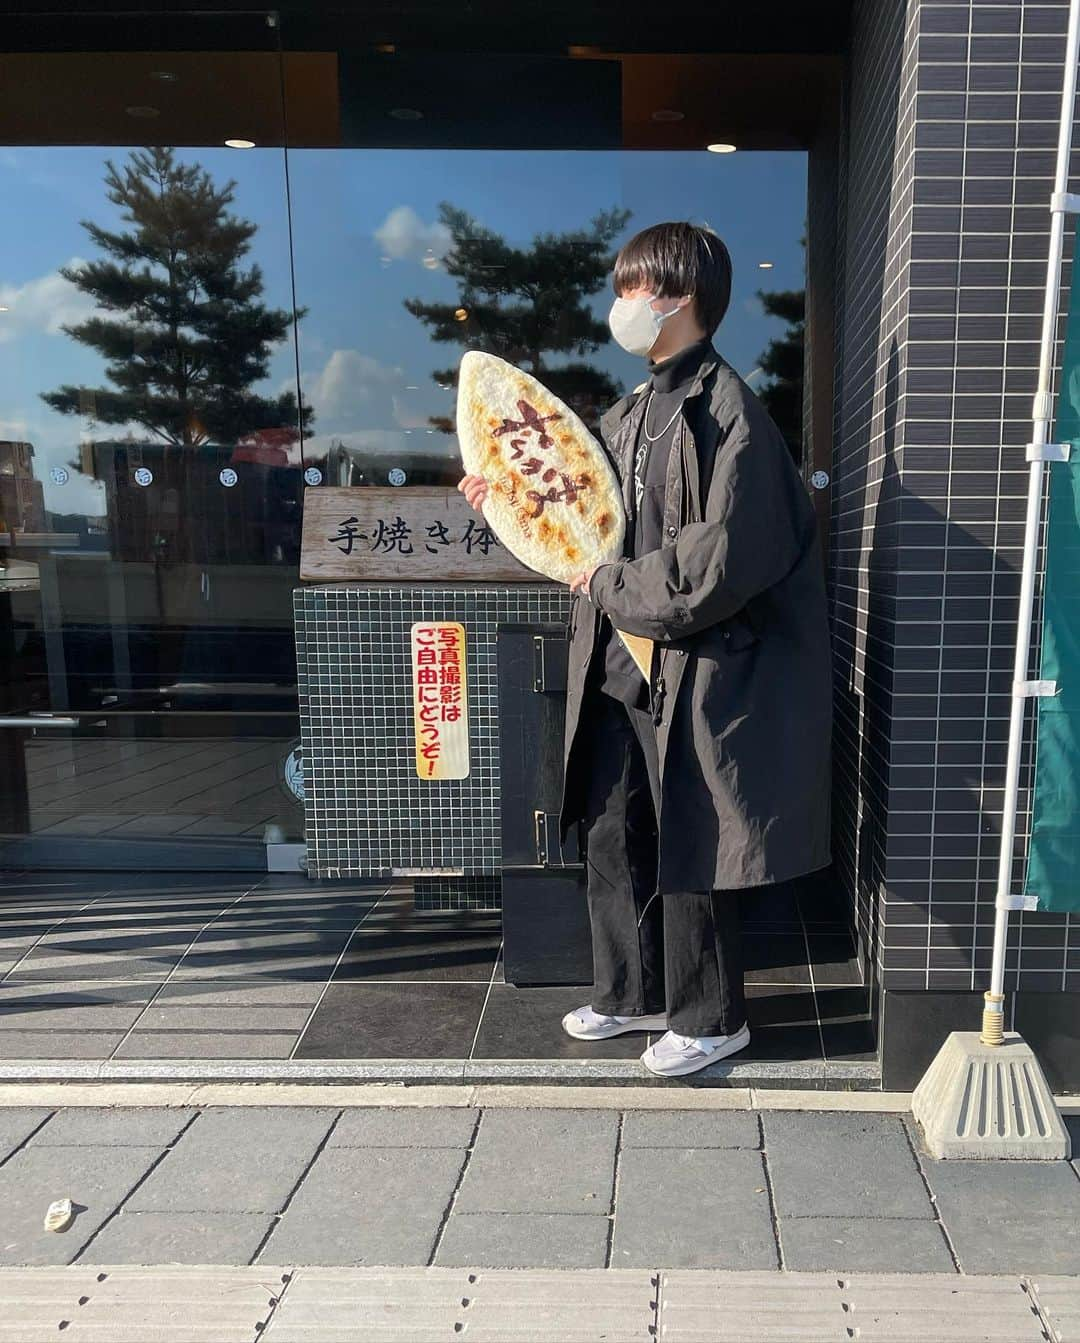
[0,144,806,514]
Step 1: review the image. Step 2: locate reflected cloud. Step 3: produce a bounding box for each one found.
[304,348,404,420]
[373,205,452,264]
[0,259,96,343]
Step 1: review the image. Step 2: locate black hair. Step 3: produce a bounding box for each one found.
[612,221,732,336]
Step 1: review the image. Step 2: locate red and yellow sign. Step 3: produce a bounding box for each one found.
[411,621,469,780]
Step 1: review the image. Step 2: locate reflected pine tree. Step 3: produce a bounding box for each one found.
[753,233,806,465]
[40,146,311,448]
[403,202,631,432]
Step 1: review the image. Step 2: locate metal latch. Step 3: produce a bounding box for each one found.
[998,893,1040,912]
[534,811,580,867]
[1025,441,1071,463]
[532,634,569,693]
[1013,680,1059,698]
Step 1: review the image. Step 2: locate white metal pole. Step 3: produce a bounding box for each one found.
[983,0,1080,1045]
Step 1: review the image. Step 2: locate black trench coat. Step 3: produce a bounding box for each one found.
[557,346,833,894]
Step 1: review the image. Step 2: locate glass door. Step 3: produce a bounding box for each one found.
[0,11,305,867]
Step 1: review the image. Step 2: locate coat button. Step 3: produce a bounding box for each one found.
[676,648,686,656]
[723,630,731,639]
[667,525,678,538]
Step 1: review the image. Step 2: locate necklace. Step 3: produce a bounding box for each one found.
[640,388,687,443]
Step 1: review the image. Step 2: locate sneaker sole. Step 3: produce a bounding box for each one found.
[562,1013,669,1040]
[640,1025,752,1075]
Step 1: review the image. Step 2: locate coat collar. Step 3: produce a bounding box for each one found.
[599,343,722,443]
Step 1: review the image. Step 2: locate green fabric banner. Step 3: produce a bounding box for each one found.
[1024,216,1080,912]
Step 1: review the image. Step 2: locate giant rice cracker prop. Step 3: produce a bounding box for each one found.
[456,350,653,679]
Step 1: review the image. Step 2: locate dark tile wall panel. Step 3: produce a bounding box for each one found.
[294,585,569,881]
[835,0,1080,999]
[829,0,913,1013]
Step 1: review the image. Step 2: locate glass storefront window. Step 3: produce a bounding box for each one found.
[287,149,808,488]
[0,13,305,865]
[0,16,822,869]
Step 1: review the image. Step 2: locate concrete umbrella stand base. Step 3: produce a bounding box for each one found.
[911,1031,1072,1159]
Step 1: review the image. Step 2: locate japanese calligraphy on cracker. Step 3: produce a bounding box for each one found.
[411,621,469,780]
[301,487,537,582]
[456,350,653,679]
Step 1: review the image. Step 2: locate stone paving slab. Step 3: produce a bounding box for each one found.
[762,1111,934,1218]
[77,1210,274,1265]
[943,1213,1080,1276]
[0,1033,128,1059]
[0,1107,50,1158]
[619,1110,760,1148]
[612,1147,777,1269]
[26,1107,194,1148]
[261,1146,466,1265]
[327,1105,477,1148]
[778,1214,956,1272]
[923,1154,1080,1221]
[434,1212,611,1269]
[150,983,325,1006]
[114,1031,302,1059]
[454,1109,618,1214]
[125,1108,336,1213]
[0,1145,163,1265]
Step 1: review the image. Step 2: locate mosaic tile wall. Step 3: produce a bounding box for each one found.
[294,585,571,886]
[832,0,1080,994]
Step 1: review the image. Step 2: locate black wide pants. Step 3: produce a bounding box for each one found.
[579,682,748,1037]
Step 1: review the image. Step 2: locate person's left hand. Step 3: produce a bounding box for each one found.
[568,564,600,596]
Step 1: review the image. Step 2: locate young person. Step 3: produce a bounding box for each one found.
[459,221,833,1077]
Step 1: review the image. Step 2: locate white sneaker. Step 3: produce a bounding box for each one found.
[562,1003,669,1040]
[640,1021,752,1076]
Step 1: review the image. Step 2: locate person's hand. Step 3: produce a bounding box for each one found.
[569,564,601,597]
[457,473,488,513]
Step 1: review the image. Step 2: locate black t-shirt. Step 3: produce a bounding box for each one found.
[594,337,715,706]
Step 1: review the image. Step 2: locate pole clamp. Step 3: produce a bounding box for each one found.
[1025,441,1071,462]
[1051,190,1080,214]
[1013,679,1059,698]
[998,892,1040,912]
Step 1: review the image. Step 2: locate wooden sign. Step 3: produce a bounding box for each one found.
[300,486,541,582]
[412,621,469,780]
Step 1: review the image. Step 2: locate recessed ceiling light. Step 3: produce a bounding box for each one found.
[389,107,423,121]
[454,308,469,322]
[374,43,396,54]
[224,138,256,149]
[405,384,419,390]
[125,105,160,119]
[651,109,685,123]
[422,256,440,270]
[706,142,737,153]
[0,305,8,312]
[149,70,177,82]
[758,261,774,269]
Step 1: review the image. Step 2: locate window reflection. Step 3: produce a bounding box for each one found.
[289,150,808,488]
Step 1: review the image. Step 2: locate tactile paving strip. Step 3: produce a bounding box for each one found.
[0,1267,1074,1342]
[262,1267,656,1341]
[0,1266,281,1342]
[658,1271,1056,1342]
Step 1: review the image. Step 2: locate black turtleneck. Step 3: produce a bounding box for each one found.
[593,336,715,708]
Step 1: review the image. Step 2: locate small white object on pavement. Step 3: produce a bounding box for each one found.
[43,1197,73,1232]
